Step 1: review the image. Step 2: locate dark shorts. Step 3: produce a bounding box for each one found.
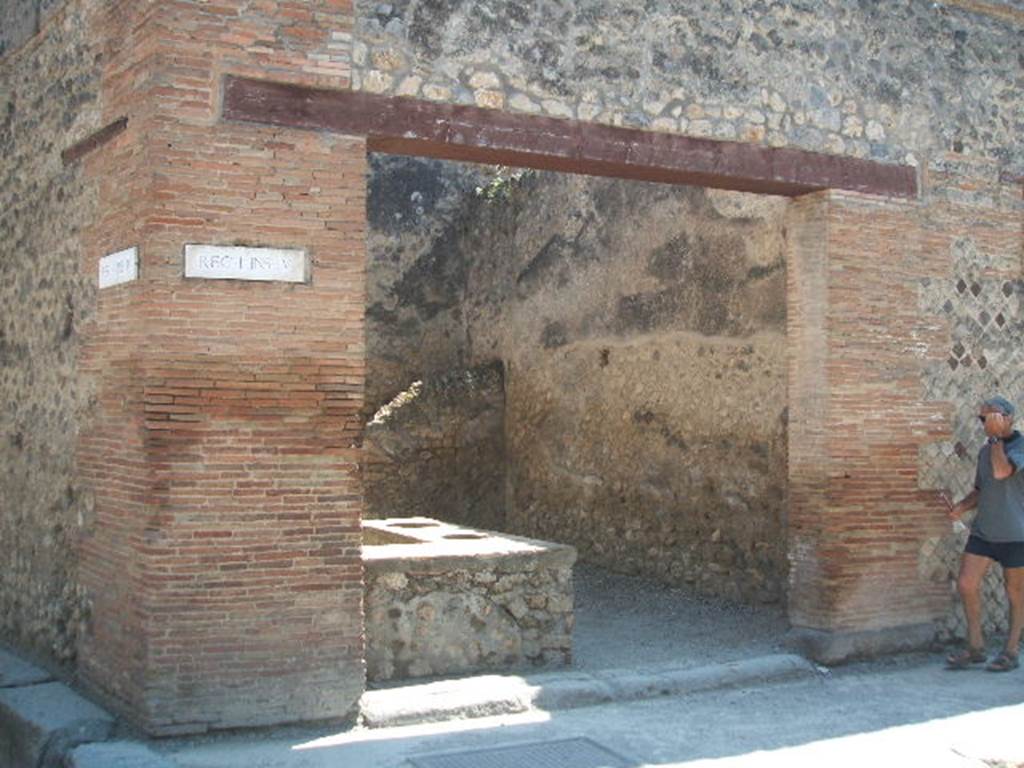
[965,535,1024,569]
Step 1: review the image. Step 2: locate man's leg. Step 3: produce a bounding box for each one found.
[958,552,993,651]
[1002,566,1024,655]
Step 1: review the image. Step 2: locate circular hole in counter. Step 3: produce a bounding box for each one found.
[443,533,488,540]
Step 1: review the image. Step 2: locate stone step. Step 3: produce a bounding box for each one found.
[0,681,115,768]
[360,653,816,728]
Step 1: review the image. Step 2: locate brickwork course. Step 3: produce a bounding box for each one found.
[1,0,1022,735]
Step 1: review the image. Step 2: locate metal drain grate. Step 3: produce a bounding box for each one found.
[408,737,631,768]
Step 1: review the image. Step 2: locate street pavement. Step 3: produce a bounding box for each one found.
[155,652,1024,768]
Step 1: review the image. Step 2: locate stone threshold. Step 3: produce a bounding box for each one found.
[359,653,817,728]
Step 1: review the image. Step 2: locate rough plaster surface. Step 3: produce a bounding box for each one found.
[353,0,1024,177]
[470,172,789,605]
[0,0,100,665]
[364,360,506,528]
[366,159,788,603]
[365,154,492,414]
[501,333,787,604]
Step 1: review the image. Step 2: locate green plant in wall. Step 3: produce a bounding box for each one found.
[475,166,534,201]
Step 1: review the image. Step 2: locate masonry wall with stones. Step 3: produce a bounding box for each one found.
[2,0,1022,735]
[353,0,1023,178]
[4,0,369,736]
[356,0,1024,633]
[364,360,507,530]
[364,155,508,529]
[366,158,789,604]
[363,520,575,681]
[0,0,102,668]
[915,158,1024,642]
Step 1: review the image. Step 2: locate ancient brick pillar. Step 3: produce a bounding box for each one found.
[784,175,1021,661]
[73,0,367,734]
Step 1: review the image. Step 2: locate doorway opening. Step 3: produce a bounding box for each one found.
[361,154,791,682]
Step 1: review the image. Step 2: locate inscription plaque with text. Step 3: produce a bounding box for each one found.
[184,245,308,283]
[98,246,138,289]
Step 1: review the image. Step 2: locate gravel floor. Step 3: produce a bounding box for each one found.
[571,562,790,671]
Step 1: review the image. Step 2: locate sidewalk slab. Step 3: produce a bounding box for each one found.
[0,649,53,689]
[360,653,816,729]
[0,681,115,768]
[67,742,177,768]
[361,675,534,728]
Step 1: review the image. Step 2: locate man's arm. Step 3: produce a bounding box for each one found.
[947,489,979,520]
[990,439,1015,480]
[985,411,1017,480]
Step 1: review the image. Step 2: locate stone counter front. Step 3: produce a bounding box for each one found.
[363,518,576,682]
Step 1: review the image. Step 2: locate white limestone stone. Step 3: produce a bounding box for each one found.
[184,245,308,283]
[98,246,138,289]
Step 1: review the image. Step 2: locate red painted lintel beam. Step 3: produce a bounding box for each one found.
[221,75,917,199]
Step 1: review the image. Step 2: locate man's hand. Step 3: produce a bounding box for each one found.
[940,491,961,521]
[944,488,979,520]
[984,411,1012,439]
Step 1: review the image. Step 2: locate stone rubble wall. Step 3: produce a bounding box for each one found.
[468,174,789,604]
[364,360,506,530]
[915,157,1024,642]
[353,1,1023,178]
[366,159,789,604]
[0,0,67,57]
[364,535,575,681]
[0,0,102,666]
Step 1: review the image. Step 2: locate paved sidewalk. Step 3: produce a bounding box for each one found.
[0,649,171,768]
[0,643,812,767]
[159,654,1024,768]
[5,642,1024,768]
[360,653,814,727]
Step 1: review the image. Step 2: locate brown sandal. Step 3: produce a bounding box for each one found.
[985,651,1019,672]
[945,647,987,669]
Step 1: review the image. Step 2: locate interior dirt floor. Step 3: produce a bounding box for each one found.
[365,560,791,691]
[571,562,789,672]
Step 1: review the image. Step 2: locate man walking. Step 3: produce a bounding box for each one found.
[945,396,1024,672]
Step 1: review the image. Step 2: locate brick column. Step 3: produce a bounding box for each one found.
[75,0,367,735]
[785,190,951,661]
[80,128,368,735]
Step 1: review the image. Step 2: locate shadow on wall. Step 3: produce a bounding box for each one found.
[364,360,507,532]
[364,153,789,606]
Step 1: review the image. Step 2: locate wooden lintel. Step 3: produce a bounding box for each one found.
[221,75,917,200]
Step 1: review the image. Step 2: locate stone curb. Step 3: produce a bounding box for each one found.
[0,649,54,689]
[66,742,177,768]
[0,681,116,768]
[359,653,817,728]
[0,648,170,768]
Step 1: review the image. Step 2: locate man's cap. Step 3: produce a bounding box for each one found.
[983,396,1016,417]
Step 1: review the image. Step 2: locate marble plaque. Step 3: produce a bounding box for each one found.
[184,245,308,283]
[98,246,138,289]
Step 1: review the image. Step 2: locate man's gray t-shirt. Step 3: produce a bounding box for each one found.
[973,431,1024,542]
